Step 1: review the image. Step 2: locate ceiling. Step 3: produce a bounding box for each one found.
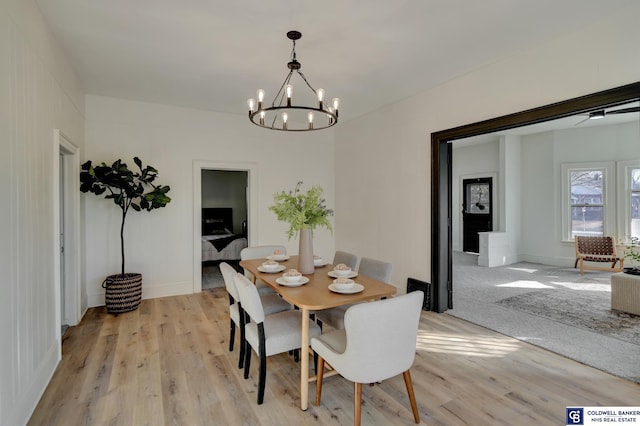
[36,0,638,123]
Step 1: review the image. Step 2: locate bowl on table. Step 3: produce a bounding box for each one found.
[333,263,352,277]
[282,269,303,283]
[272,250,288,261]
[314,256,324,266]
[261,260,281,271]
[333,277,355,291]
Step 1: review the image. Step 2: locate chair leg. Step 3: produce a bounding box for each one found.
[315,356,325,406]
[229,320,235,352]
[243,342,251,379]
[403,370,420,424]
[238,311,247,369]
[257,349,267,405]
[354,382,362,426]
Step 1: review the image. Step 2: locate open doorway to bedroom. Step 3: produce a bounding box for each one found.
[200,170,249,290]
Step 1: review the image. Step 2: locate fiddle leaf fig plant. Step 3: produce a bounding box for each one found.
[80,157,171,275]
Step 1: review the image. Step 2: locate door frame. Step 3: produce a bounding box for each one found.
[431,81,640,313]
[53,130,82,339]
[192,160,258,293]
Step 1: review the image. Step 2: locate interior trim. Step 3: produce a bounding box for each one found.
[430,81,640,313]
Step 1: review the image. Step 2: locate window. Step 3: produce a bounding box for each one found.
[616,160,640,243]
[562,162,614,241]
[631,169,640,234]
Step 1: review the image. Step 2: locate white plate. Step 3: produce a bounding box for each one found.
[328,283,364,294]
[267,255,290,261]
[276,276,309,287]
[258,265,286,273]
[328,270,358,279]
[314,262,328,268]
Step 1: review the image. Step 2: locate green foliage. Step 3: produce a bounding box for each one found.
[269,181,333,239]
[80,157,171,275]
[624,236,640,269]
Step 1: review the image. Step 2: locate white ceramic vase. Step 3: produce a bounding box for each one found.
[298,226,314,274]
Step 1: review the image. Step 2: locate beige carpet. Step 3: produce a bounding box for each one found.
[449,252,640,384]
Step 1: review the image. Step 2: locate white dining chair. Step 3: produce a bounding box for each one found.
[219,262,292,369]
[333,250,359,271]
[316,257,393,330]
[234,273,321,405]
[312,291,423,426]
[240,245,287,294]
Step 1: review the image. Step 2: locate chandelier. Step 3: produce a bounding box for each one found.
[247,30,339,131]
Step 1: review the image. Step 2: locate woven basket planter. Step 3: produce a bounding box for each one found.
[102,273,142,314]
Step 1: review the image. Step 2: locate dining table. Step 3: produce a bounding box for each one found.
[239,255,397,410]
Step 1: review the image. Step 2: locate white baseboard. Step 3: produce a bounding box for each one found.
[143,281,194,300]
[519,254,575,267]
[88,280,194,308]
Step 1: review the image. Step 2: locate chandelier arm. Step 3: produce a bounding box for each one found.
[297,70,328,109]
[269,71,294,128]
[271,70,294,107]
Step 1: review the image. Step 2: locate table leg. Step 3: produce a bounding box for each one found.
[300,307,310,410]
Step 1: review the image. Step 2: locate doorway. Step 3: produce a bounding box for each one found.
[462,177,493,253]
[201,170,248,289]
[192,160,258,293]
[431,82,640,313]
[53,130,81,341]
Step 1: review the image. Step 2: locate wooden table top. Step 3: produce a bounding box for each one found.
[240,256,397,311]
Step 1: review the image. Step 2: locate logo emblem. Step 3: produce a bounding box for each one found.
[566,408,584,425]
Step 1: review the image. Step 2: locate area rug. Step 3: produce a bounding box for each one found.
[202,265,224,289]
[202,260,242,290]
[497,289,640,346]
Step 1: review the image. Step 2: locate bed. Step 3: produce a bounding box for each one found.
[201,208,248,262]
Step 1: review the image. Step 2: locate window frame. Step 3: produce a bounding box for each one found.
[616,160,640,244]
[561,161,615,242]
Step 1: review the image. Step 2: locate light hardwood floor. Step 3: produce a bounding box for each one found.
[30,288,640,425]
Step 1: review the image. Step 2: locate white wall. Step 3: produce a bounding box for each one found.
[83,95,335,306]
[521,121,640,265]
[0,0,85,425]
[335,8,640,292]
[442,121,639,268]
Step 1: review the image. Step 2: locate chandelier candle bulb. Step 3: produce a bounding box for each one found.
[259,110,265,125]
[257,89,265,109]
[308,112,314,129]
[332,98,340,116]
[282,112,288,129]
[286,84,293,107]
[317,88,325,109]
[247,98,255,114]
